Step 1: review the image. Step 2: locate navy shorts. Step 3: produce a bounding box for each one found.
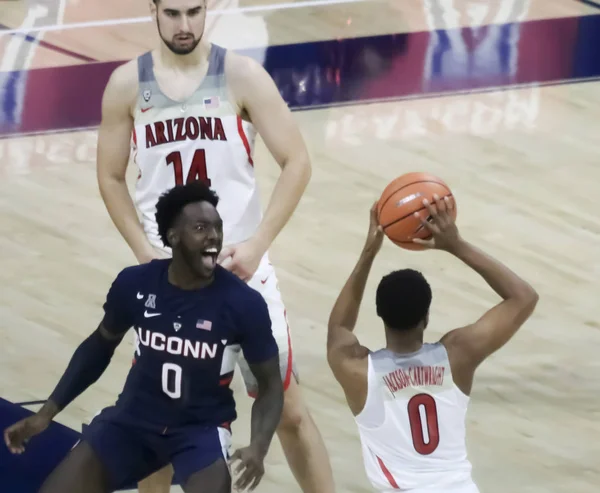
[82,408,232,490]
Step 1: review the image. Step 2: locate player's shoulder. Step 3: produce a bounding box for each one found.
[103,58,139,106]
[224,49,263,75]
[224,47,273,94]
[107,58,138,88]
[112,259,167,287]
[215,266,266,306]
[215,266,260,294]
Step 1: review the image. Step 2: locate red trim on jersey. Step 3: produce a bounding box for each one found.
[376,456,400,489]
[282,309,293,391]
[237,115,254,167]
[132,128,141,179]
[219,375,234,386]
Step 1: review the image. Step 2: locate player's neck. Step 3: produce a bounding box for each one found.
[385,332,424,355]
[158,40,211,70]
[168,259,213,290]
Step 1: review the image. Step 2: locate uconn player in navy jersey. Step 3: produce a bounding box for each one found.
[4,182,284,493]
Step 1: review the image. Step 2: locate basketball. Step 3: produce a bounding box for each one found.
[377,172,457,250]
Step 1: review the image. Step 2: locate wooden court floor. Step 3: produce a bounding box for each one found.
[1,1,600,492]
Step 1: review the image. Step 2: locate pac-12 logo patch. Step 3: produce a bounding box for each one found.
[143,89,152,102]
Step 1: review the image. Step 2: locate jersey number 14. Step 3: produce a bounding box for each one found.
[167,150,211,187]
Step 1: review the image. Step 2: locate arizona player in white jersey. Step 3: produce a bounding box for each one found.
[327,196,538,492]
[96,1,335,493]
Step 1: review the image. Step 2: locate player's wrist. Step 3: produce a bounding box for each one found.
[248,440,269,459]
[36,400,59,422]
[444,237,470,256]
[248,233,270,256]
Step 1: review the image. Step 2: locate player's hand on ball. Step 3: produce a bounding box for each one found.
[413,194,461,251]
[217,239,264,282]
[364,201,384,256]
[229,445,266,491]
[3,414,50,454]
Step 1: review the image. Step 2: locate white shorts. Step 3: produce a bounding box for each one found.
[239,252,297,395]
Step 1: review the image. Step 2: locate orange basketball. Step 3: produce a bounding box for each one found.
[377,172,457,251]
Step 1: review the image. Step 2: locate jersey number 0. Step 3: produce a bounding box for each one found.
[162,363,182,399]
[407,394,440,455]
[167,150,212,187]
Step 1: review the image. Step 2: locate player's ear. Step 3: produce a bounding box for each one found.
[149,0,158,18]
[424,311,430,329]
[167,228,179,248]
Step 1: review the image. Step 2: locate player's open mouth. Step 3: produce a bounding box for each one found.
[201,247,218,269]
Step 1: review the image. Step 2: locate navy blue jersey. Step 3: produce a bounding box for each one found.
[102,259,277,431]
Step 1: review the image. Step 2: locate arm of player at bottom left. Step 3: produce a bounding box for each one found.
[230,293,283,491]
[3,269,135,454]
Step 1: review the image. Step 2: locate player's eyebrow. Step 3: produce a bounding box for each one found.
[196,219,223,226]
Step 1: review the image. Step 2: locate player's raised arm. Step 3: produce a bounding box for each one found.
[327,203,380,364]
[231,293,284,491]
[96,62,157,264]
[3,271,134,454]
[225,53,311,254]
[414,195,539,390]
[326,203,380,411]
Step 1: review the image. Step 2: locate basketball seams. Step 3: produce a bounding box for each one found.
[378,179,450,217]
[381,190,453,229]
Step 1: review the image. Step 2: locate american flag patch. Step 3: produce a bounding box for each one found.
[203,96,220,109]
[196,319,212,331]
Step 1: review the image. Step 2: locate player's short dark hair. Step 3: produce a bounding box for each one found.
[376,269,432,331]
[155,181,219,248]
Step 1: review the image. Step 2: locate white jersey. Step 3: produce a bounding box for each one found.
[132,44,261,250]
[354,343,479,493]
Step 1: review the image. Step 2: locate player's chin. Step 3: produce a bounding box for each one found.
[171,38,197,55]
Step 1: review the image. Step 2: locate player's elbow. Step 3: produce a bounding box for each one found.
[523,287,539,315]
[516,283,539,313]
[325,347,338,369]
[294,159,312,190]
[254,359,285,395]
[325,327,345,355]
[283,147,311,186]
[97,161,127,196]
[298,150,312,181]
[256,374,284,405]
[503,286,538,332]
